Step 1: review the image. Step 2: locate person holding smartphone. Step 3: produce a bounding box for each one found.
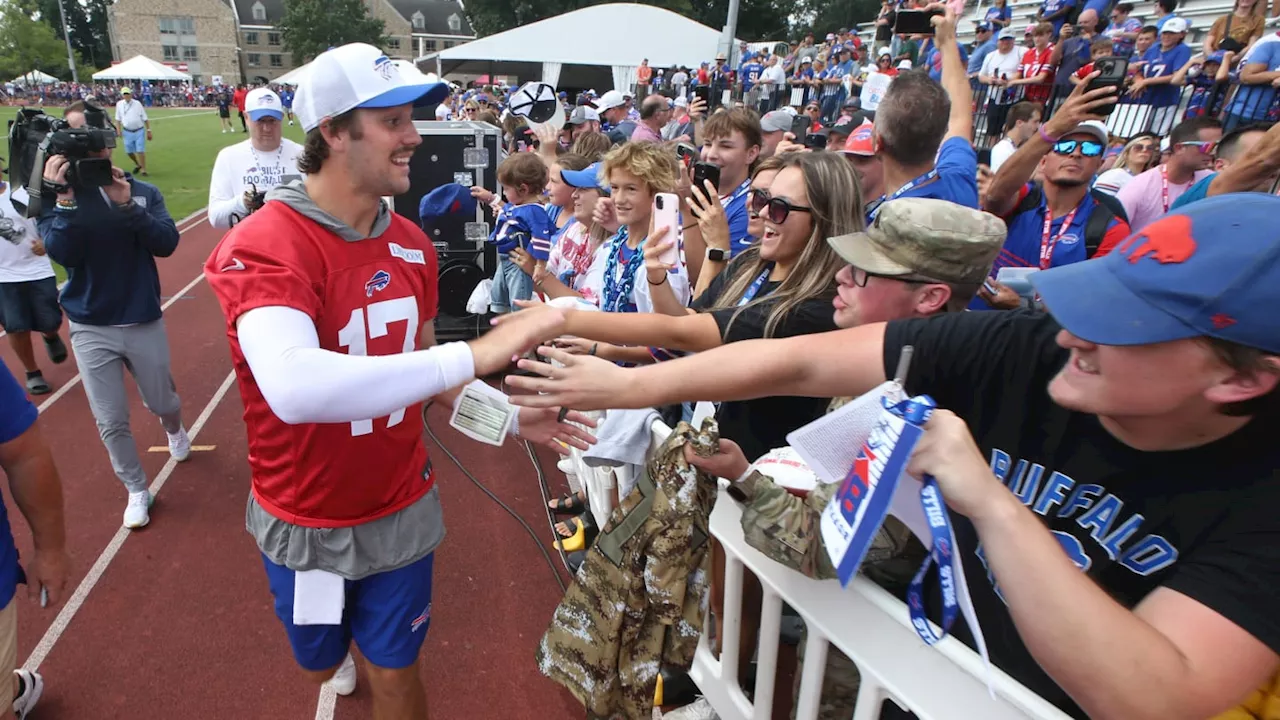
[978,80,1131,310]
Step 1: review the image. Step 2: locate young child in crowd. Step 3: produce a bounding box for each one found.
[1070,37,1116,85]
[489,153,553,314]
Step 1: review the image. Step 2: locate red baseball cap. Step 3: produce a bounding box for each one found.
[840,120,875,157]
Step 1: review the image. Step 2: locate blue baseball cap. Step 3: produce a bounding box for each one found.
[1030,195,1280,353]
[418,183,476,221]
[560,163,610,195]
[1206,51,1226,64]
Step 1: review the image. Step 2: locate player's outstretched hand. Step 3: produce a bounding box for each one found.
[504,345,626,411]
[468,306,566,377]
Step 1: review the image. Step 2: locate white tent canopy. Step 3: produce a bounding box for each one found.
[93,55,190,82]
[11,70,58,85]
[420,3,736,90]
[273,62,311,86]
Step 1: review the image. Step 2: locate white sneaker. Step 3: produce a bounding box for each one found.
[325,653,357,696]
[167,427,191,462]
[13,668,43,719]
[123,491,152,529]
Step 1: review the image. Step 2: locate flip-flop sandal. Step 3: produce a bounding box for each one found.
[25,375,51,396]
[548,493,587,516]
[43,335,67,364]
[552,514,599,553]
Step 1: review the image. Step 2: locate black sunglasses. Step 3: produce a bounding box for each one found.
[751,188,812,224]
[1052,139,1105,158]
[848,265,934,287]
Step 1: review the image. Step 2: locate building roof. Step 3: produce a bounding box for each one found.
[226,0,471,35]
[386,0,474,36]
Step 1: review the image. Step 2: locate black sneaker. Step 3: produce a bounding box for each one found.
[25,373,50,396]
[131,165,142,175]
[44,334,67,364]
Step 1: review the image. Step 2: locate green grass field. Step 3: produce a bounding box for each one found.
[1,105,308,220]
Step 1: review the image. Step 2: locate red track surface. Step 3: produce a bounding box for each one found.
[0,214,583,719]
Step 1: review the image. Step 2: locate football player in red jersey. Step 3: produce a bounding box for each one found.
[205,44,593,719]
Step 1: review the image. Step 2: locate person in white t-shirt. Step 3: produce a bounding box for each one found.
[434,93,453,120]
[113,87,151,176]
[0,181,67,395]
[989,99,1042,171]
[208,88,304,229]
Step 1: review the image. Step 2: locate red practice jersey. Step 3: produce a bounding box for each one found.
[1019,46,1056,103]
[205,202,440,529]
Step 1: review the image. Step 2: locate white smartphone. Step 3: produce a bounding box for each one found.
[652,192,681,267]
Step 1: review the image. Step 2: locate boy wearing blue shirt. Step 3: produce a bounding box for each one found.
[1130,17,1191,135]
[489,153,554,314]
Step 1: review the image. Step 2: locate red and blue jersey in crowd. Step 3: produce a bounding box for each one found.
[969,183,1129,310]
[490,202,553,260]
[0,368,33,609]
[741,61,764,91]
[1141,43,1193,107]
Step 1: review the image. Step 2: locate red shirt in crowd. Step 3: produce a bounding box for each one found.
[1020,46,1056,103]
[205,202,441,529]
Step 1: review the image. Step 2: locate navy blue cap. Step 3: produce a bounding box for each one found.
[1030,195,1280,353]
[418,183,476,221]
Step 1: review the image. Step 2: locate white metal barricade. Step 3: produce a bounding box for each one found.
[688,492,1073,720]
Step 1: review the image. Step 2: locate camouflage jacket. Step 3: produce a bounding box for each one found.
[537,419,720,720]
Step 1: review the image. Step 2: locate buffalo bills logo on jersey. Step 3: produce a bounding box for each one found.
[365,270,392,297]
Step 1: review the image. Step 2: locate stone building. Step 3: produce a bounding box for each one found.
[106,0,475,85]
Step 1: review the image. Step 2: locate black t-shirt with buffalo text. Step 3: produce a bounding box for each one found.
[881,309,1280,719]
[692,256,837,461]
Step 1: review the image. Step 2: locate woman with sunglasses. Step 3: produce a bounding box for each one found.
[1093,133,1158,195]
[525,151,860,461]
[979,81,1132,309]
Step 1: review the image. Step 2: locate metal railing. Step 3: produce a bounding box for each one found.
[639,419,1068,720]
[970,76,1279,149]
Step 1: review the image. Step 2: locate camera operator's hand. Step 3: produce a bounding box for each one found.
[42,156,73,201]
[105,167,132,207]
[30,238,46,257]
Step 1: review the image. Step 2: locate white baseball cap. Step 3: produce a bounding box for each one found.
[1162,17,1189,33]
[293,43,449,132]
[245,87,283,121]
[592,90,627,112]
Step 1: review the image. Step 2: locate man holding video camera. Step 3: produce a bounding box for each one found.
[208,88,303,230]
[35,130,189,531]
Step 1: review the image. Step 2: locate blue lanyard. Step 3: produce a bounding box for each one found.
[737,265,774,307]
[869,169,940,221]
[725,177,751,208]
[601,227,642,313]
[885,396,960,647]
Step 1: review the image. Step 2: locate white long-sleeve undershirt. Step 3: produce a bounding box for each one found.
[237,305,475,425]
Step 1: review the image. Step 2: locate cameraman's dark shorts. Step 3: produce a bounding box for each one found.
[218,106,230,118]
[0,278,62,334]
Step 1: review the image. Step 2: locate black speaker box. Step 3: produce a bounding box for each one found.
[396,121,504,343]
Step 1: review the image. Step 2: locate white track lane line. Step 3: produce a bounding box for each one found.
[32,214,213,414]
[23,369,237,673]
[315,683,338,720]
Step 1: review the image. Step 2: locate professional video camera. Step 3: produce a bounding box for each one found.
[7,99,117,217]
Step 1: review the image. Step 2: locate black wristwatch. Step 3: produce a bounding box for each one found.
[706,247,729,262]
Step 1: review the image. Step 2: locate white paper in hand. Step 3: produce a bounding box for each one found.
[450,382,515,446]
[786,380,905,484]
